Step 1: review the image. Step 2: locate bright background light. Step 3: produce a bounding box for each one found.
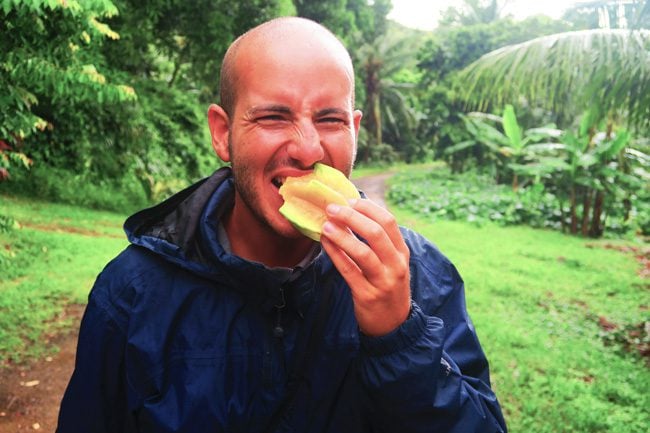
[388,0,581,31]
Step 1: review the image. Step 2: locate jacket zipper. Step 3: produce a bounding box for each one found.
[263,285,287,386]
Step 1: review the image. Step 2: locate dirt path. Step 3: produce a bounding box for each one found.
[0,173,393,433]
[353,172,393,209]
[0,306,82,433]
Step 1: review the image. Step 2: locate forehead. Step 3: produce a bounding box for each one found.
[231,23,355,111]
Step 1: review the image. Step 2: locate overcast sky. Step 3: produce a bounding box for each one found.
[388,0,581,30]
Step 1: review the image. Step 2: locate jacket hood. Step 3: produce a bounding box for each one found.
[124,167,231,275]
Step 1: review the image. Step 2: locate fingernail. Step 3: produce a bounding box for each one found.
[322,222,335,234]
[326,204,340,215]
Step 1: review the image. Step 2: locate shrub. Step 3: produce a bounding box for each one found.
[388,166,646,237]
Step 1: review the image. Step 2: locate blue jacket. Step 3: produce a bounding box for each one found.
[57,167,507,432]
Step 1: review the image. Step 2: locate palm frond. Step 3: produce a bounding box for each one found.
[457,29,650,128]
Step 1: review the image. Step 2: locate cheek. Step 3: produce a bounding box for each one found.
[322,133,356,171]
[233,129,289,160]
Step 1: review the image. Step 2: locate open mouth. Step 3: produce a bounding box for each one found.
[271,176,285,189]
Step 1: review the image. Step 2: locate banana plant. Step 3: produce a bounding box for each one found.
[448,104,562,191]
[545,109,648,237]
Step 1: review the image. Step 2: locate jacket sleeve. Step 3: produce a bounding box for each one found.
[56,275,138,433]
[357,233,507,433]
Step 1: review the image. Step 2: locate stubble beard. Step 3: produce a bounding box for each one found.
[228,140,298,240]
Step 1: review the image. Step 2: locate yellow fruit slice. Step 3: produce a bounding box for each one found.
[279,163,360,241]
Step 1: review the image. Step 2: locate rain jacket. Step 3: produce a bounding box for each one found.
[57,167,507,433]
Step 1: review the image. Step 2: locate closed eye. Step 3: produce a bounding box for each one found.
[256,114,288,123]
[320,117,345,123]
[315,108,348,126]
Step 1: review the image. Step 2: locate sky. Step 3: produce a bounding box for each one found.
[388,0,582,31]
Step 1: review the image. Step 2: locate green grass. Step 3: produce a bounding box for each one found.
[352,161,444,179]
[392,205,649,433]
[0,195,128,362]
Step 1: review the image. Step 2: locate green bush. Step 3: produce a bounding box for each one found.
[0,165,150,214]
[387,166,647,237]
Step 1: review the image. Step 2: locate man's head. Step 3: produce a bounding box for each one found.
[218,17,356,117]
[207,17,362,246]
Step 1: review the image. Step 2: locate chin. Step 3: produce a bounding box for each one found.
[272,220,308,241]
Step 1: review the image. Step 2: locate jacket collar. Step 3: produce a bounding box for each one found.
[124,167,334,314]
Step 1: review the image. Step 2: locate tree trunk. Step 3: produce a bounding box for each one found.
[373,95,382,150]
[364,57,381,163]
[570,185,578,234]
[589,190,605,237]
[559,199,567,233]
[581,188,592,236]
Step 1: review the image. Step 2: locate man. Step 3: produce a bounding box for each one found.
[57,17,507,433]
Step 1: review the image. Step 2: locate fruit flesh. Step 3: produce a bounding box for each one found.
[279,163,360,241]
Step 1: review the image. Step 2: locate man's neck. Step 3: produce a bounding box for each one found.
[222,199,316,269]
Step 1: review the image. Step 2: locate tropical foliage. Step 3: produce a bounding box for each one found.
[357,30,422,162]
[458,28,650,129]
[451,104,562,191]
[1,0,649,238]
[445,104,649,237]
[1,0,134,180]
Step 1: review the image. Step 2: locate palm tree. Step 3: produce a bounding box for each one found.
[357,32,420,162]
[457,28,650,129]
[456,27,650,237]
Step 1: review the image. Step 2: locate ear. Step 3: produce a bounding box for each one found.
[207,104,231,162]
[353,109,363,142]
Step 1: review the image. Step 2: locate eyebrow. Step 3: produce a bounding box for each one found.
[245,105,349,118]
[245,105,292,117]
[315,108,348,117]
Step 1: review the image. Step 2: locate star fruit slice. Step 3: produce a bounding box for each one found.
[279,163,360,241]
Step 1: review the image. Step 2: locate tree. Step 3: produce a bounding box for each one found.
[0,0,135,180]
[562,0,650,30]
[456,27,650,237]
[545,113,648,237]
[358,29,422,163]
[415,16,571,169]
[294,0,353,34]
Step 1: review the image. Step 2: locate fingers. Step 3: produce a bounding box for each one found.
[349,198,406,252]
[323,199,410,272]
[320,198,412,337]
[321,219,384,283]
[321,198,410,291]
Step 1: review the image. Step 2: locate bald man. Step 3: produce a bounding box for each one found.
[57,17,507,433]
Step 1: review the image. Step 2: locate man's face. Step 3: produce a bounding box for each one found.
[224,41,362,239]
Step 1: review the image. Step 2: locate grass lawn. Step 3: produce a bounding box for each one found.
[392,208,649,433]
[0,195,128,361]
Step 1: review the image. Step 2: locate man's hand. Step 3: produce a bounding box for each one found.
[320,198,411,337]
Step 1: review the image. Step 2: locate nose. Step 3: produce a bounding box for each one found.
[286,121,324,168]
